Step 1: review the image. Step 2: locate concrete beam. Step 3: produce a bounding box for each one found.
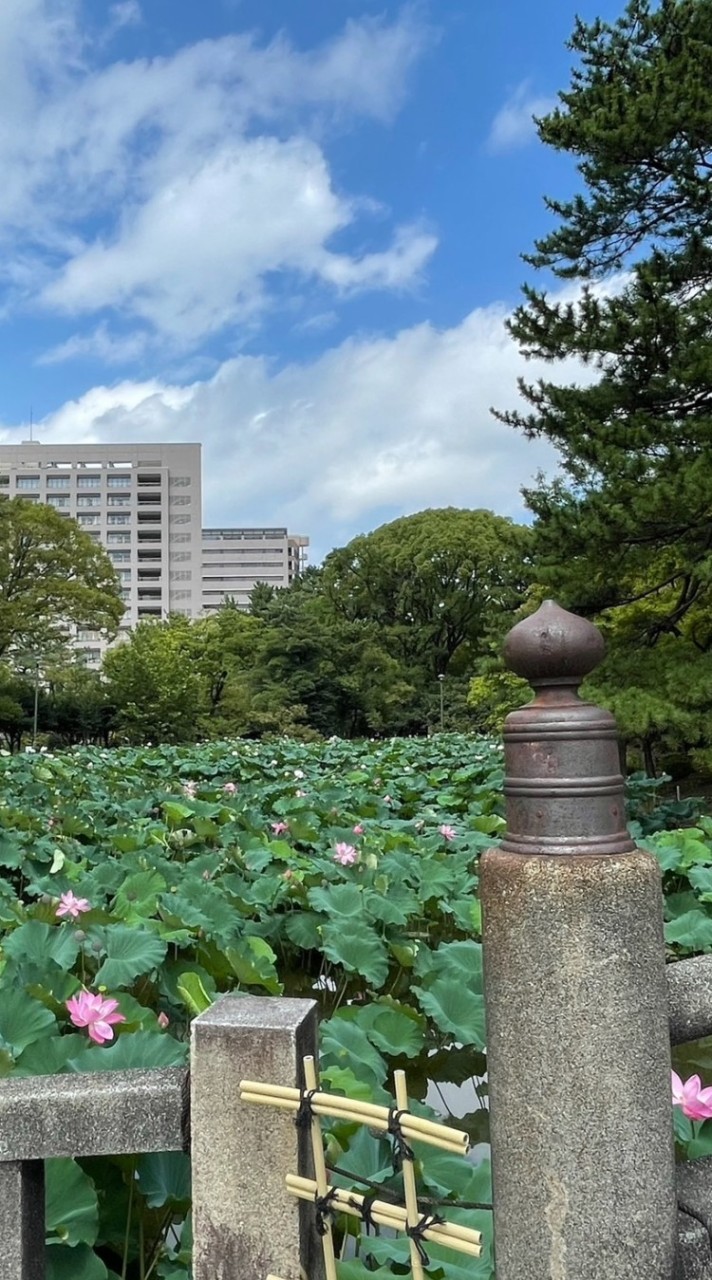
[0,1068,188,1161]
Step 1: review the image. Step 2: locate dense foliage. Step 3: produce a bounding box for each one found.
[1,736,712,1278]
[0,498,122,659]
[497,0,712,773]
[0,734,504,1280]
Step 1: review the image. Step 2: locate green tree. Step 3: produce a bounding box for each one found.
[0,499,123,657]
[494,0,712,768]
[45,664,115,747]
[246,573,419,738]
[498,0,712,638]
[103,617,205,744]
[322,508,531,678]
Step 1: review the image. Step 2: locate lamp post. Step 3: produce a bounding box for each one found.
[437,673,445,732]
[32,660,40,745]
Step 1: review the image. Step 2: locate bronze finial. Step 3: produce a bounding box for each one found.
[499,600,634,857]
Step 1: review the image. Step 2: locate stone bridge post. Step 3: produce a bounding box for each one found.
[480,601,677,1279]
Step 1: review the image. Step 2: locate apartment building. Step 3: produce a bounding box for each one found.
[0,442,203,663]
[201,528,309,612]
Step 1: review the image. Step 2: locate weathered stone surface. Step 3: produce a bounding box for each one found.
[0,1068,188,1161]
[481,848,677,1280]
[191,994,321,1280]
[1,1161,45,1280]
[668,956,712,1045]
[678,1211,712,1280]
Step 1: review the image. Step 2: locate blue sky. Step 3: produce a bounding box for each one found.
[0,0,621,558]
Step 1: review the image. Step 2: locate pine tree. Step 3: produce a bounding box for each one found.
[498,0,712,647]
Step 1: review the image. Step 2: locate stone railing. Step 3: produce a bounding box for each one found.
[5,601,712,1280]
[2,996,322,1280]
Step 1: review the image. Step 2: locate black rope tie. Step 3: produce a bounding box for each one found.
[349,1191,378,1233]
[406,1213,445,1266]
[386,1107,414,1170]
[314,1187,338,1236]
[294,1088,318,1130]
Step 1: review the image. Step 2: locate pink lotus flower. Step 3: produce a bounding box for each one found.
[182,780,198,798]
[295,789,307,798]
[56,891,91,920]
[334,842,358,866]
[439,824,457,841]
[222,782,237,795]
[157,1012,170,1029]
[294,769,305,779]
[383,795,393,805]
[353,824,364,835]
[271,821,289,836]
[66,991,126,1045]
[672,1071,712,1120]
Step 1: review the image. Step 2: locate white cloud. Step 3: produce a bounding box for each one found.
[0,3,432,346]
[487,81,555,153]
[0,299,595,559]
[41,139,436,341]
[38,322,151,366]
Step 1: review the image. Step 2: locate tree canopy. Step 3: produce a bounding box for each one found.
[0,499,123,658]
[495,0,712,770]
[498,0,712,630]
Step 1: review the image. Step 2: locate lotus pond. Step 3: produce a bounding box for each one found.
[0,734,711,1279]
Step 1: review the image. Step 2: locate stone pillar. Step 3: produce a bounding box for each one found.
[0,1160,45,1280]
[191,994,321,1280]
[480,601,677,1280]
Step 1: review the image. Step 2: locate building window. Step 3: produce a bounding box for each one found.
[170,533,190,543]
[107,532,131,544]
[77,630,100,641]
[170,515,190,525]
[77,514,100,526]
[107,514,130,526]
[78,648,101,664]
[170,570,192,581]
[16,476,39,490]
[118,569,132,581]
[171,590,191,600]
[120,588,131,601]
[76,475,101,489]
[169,495,190,506]
[170,552,190,562]
[169,476,191,487]
[47,496,70,508]
[46,476,69,490]
[77,496,101,508]
[108,550,130,563]
[107,475,132,488]
[107,495,131,507]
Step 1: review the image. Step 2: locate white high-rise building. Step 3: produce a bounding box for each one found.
[0,442,203,663]
[201,528,309,612]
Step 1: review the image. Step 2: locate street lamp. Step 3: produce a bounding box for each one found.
[438,673,445,732]
[32,660,40,745]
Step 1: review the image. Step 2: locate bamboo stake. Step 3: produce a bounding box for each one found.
[302,1056,338,1280]
[239,1092,462,1154]
[394,1070,425,1280]
[285,1176,481,1257]
[239,1082,467,1151]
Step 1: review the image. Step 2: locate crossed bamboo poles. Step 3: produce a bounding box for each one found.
[241,1056,482,1280]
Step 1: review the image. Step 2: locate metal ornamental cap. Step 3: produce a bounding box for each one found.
[499,599,634,857]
